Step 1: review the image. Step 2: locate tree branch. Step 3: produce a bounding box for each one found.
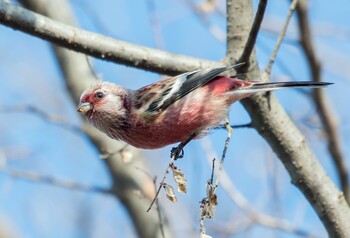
[0,1,212,76]
[295,0,349,205]
[0,104,84,135]
[0,166,113,194]
[226,0,350,237]
[201,138,318,237]
[238,0,268,66]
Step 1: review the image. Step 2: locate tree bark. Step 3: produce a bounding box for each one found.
[226,1,350,237]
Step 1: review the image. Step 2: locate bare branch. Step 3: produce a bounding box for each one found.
[238,0,268,66]
[214,122,253,130]
[0,104,84,135]
[226,0,257,62]
[214,118,232,187]
[153,178,166,238]
[147,159,176,212]
[147,133,195,212]
[201,138,319,238]
[0,165,113,194]
[226,0,350,237]
[0,1,212,76]
[295,0,349,205]
[199,119,233,236]
[265,0,298,75]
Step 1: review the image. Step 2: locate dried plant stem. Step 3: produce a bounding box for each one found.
[214,118,233,187]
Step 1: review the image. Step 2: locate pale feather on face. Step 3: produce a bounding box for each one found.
[79,81,130,122]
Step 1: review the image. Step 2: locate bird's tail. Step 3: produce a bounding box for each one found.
[236,81,332,94]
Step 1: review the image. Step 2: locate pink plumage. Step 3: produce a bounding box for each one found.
[77,64,330,149]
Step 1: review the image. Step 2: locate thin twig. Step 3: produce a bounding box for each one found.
[214,118,233,187]
[146,0,164,49]
[199,118,233,236]
[201,138,319,237]
[210,158,215,184]
[238,0,268,66]
[182,0,226,42]
[214,122,253,130]
[147,133,195,212]
[265,0,299,75]
[295,0,349,204]
[0,166,113,194]
[153,177,165,238]
[85,55,100,80]
[147,158,175,212]
[0,105,84,135]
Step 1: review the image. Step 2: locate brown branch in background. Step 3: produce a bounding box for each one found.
[295,0,349,204]
[0,105,84,135]
[264,0,298,76]
[238,0,268,67]
[0,166,113,195]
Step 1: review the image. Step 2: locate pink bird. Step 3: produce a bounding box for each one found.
[77,64,330,153]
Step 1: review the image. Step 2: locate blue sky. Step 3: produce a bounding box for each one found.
[1,0,350,237]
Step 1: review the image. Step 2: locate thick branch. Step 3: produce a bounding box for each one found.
[0,1,212,76]
[227,0,350,237]
[295,0,349,205]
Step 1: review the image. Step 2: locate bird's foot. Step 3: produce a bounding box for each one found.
[171,147,184,160]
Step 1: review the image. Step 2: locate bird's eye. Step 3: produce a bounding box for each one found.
[95,92,104,99]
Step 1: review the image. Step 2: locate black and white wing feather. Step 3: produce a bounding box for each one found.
[145,63,244,113]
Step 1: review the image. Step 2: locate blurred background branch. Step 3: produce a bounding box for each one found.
[295,0,349,205]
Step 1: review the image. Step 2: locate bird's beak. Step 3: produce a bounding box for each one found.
[77,102,93,114]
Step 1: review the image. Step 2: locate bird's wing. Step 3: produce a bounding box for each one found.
[143,63,244,113]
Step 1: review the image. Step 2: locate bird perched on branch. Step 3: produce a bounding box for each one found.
[77,63,331,151]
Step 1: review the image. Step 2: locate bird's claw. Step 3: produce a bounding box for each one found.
[171,147,184,160]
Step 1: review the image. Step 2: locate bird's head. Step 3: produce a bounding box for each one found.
[77,81,129,120]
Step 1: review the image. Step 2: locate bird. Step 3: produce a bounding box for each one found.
[77,63,331,153]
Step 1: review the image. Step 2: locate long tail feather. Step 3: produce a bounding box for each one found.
[238,81,333,94]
